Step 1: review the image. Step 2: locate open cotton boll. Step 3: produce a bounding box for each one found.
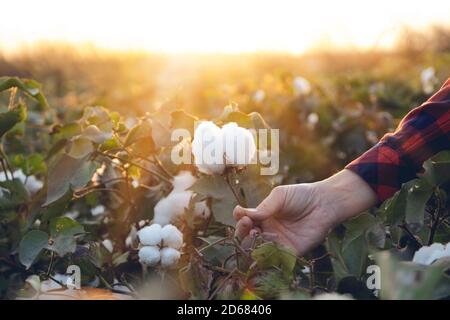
[0,169,43,194]
[102,239,114,253]
[138,246,161,266]
[222,122,256,166]
[413,243,448,265]
[138,224,162,246]
[160,247,181,268]
[24,175,44,194]
[252,89,265,103]
[421,67,437,95]
[172,171,197,193]
[161,224,183,249]
[194,200,211,220]
[91,205,106,216]
[153,191,192,226]
[313,293,353,300]
[293,76,311,95]
[192,121,225,175]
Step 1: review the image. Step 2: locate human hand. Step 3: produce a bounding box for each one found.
[234,169,377,256]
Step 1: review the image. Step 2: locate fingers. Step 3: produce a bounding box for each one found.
[235,216,253,240]
[233,186,285,223]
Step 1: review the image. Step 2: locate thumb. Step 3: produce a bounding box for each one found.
[234,186,285,222]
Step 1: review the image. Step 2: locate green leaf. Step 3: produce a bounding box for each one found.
[19,230,48,269]
[421,150,450,186]
[0,178,29,213]
[382,187,408,226]
[124,118,152,146]
[218,105,270,130]
[251,270,291,299]
[190,175,237,225]
[251,242,297,278]
[0,77,48,109]
[327,230,368,281]
[13,153,46,176]
[342,213,377,251]
[44,153,97,206]
[403,179,434,226]
[47,217,84,256]
[0,105,27,138]
[80,125,113,144]
[170,110,198,136]
[67,137,94,159]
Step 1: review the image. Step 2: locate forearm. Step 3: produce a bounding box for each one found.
[315,169,377,225]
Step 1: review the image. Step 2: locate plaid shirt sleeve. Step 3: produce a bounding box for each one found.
[345,78,450,204]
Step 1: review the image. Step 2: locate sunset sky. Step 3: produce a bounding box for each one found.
[1,0,449,53]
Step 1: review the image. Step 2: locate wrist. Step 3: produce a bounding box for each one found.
[314,169,377,226]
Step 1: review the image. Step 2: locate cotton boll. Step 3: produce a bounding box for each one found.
[153,191,192,226]
[413,243,445,265]
[222,123,256,166]
[306,113,319,130]
[252,89,265,103]
[192,121,225,175]
[313,293,353,300]
[138,246,161,266]
[24,175,43,194]
[421,67,437,95]
[293,76,311,95]
[194,200,211,220]
[172,171,197,193]
[138,224,162,246]
[12,169,27,182]
[102,239,114,253]
[91,205,106,216]
[161,224,183,249]
[160,247,181,268]
[0,169,43,194]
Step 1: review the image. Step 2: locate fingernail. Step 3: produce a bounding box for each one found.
[246,208,257,212]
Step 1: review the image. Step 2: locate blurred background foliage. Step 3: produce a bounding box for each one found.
[1,27,449,186]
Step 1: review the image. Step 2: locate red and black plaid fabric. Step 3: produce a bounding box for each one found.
[346,78,450,203]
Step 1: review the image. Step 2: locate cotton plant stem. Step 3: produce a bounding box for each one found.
[97,151,172,184]
[0,146,13,180]
[46,251,55,277]
[428,191,443,245]
[198,237,228,253]
[208,267,237,300]
[224,171,247,207]
[0,158,10,181]
[399,223,423,247]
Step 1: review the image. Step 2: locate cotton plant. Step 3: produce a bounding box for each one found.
[137,223,183,268]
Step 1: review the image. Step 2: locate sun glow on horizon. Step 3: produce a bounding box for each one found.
[1,0,450,54]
